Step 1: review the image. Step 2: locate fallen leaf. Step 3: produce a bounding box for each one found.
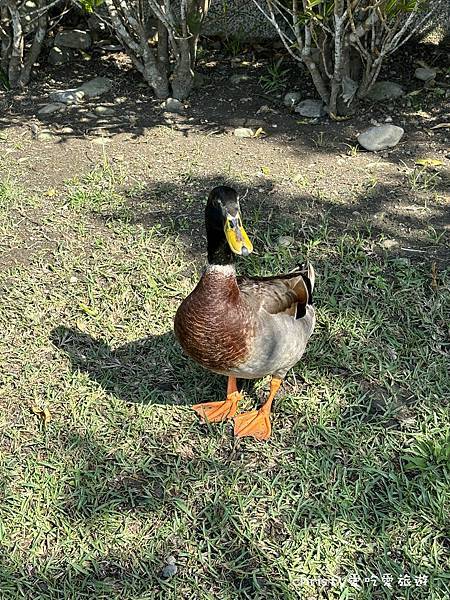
[407,89,423,96]
[252,127,266,138]
[46,187,57,197]
[79,302,97,316]
[260,166,270,175]
[31,405,52,425]
[330,113,352,121]
[415,158,443,167]
[430,123,450,130]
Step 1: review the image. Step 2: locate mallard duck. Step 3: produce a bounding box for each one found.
[174,186,315,440]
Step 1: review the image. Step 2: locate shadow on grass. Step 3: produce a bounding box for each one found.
[0,425,297,598]
[102,172,449,264]
[50,325,228,407]
[1,418,448,598]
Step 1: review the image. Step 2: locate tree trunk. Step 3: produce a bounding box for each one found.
[8,3,24,88]
[18,0,47,87]
[171,37,194,100]
[142,47,170,98]
[0,7,11,73]
[157,20,169,76]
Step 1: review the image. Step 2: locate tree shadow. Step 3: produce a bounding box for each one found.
[100,172,450,264]
[0,38,448,171]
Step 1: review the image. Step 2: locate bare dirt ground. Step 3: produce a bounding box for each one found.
[0,39,449,269]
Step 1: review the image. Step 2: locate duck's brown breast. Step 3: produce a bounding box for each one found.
[174,270,254,374]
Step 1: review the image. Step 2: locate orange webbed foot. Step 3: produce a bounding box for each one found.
[233,376,282,440]
[192,391,241,423]
[233,408,272,440]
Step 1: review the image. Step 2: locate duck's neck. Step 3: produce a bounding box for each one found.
[206,220,234,266]
[204,263,236,277]
[207,241,233,267]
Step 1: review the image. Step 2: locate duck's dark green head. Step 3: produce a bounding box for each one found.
[205,186,253,265]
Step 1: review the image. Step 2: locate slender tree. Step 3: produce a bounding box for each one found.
[0,0,64,88]
[98,0,210,100]
[252,0,438,117]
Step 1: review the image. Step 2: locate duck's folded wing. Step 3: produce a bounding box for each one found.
[237,269,311,318]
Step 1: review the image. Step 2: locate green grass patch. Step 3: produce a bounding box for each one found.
[0,165,449,599]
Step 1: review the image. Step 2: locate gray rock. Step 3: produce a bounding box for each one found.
[87,15,106,34]
[414,67,436,81]
[37,131,54,141]
[229,73,252,85]
[48,46,73,66]
[164,97,185,113]
[283,92,302,108]
[99,44,123,52]
[49,89,85,105]
[161,556,177,579]
[55,29,92,50]
[294,99,326,118]
[367,81,404,101]
[278,235,294,247]
[380,239,399,250]
[79,77,112,99]
[233,127,254,138]
[357,124,404,151]
[37,102,66,115]
[94,105,115,116]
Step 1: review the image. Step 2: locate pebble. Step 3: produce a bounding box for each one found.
[94,105,115,116]
[49,89,85,105]
[37,102,66,115]
[278,236,295,247]
[234,127,254,138]
[48,46,73,66]
[294,99,326,118]
[367,81,404,101]
[164,98,185,113]
[283,92,302,108]
[79,77,112,99]
[161,556,177,579]
[414,67,436,81]
[380,239,399,250]
[37,131,54,141]
[357,124,404,151]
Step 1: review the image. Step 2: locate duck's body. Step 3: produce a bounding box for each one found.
[175,264,315,380]
[174,186,315,440]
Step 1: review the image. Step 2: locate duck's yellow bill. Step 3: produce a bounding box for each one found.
[224,215,253,256]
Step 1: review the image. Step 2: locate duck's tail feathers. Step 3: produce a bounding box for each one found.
[292,263,315,318]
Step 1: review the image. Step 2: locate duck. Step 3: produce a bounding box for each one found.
[174,186,315,440]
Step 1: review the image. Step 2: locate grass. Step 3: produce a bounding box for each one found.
[0,164,449,599]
